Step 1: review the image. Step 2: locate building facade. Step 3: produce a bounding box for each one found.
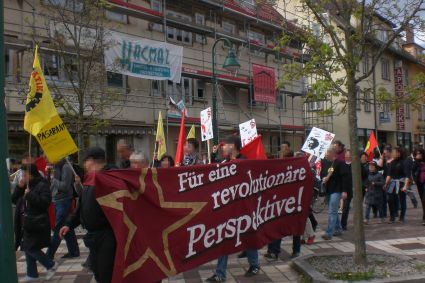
[4,0,307,162]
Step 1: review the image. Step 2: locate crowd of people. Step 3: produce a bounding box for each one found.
[9,136,425,283]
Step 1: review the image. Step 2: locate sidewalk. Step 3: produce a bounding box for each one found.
[16,203,425,282]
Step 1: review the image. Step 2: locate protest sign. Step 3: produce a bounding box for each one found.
[95,158,313,282]
[239,119,258,147]
[301,127,335,159]
[200,107,213,141]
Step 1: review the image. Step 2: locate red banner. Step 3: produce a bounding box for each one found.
[95,158,313,283]
[252,64,276,103]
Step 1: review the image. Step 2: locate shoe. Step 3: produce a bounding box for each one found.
[399,218,405,224]
[206,275,225,282]
[21,276,38,282]
[364,219,369,225]
[333,231,342,237]
[379,218,385,224]
[301,239,306,244]
[338,208,343,214]
[61,253,79,259]
[322,234,332,241]
[342,227,347,231]
[237,251,247,258]
[306,235,315,245]
[264,252,278,261]
[422,221,425,226]
[245,266,260,277]
[45,262,58,280]
[388,219,395,224]
[291,252,300,259]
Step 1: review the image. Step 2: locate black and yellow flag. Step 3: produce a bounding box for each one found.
[24,46,78,163]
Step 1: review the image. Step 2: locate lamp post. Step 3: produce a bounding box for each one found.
[212,38,240,145]
[0,1,19,282]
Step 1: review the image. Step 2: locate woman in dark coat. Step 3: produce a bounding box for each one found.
[364,161,385,223]
[20,164,57,282]
[11,167,26,250]
[412,148,425,225]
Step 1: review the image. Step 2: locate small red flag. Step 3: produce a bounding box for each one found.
[175,109,186,166]
[34,156,47,175]
[365,131,378,161]
[240,135,267,160]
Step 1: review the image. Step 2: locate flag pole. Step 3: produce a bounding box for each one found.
[151,142,158,168]
[207,139,211,164]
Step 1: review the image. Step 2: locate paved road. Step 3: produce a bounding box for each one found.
[16,197,425,282]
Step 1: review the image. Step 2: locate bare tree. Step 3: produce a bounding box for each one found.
[281,0,425,265]
[39,0,122,161]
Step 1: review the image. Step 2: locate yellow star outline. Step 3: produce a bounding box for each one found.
[97,168,207,279]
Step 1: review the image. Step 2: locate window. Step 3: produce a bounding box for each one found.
[419,105,425,121]
[5,48,12,79]
[223,85,238,104]
[194,79,205,100]
[277,91,286,110]
[381,58,390,80]
[383,102,390,113]
[364,90,371,112]
[311,23,320,37]
[248,30,265,45]
[43,55,59,80]
[356,87,361,111]
[403,67,409,87]
[167,77,192,105]
[222,21,235,35]
[195,13,206,44]
[151,80,164,97]
[166,11,192,44]
[406,104,410,119]
[307,101,323,111]
[107,72,124,88]
[362,53,369,75]
[378,29,388,42]
[239,0,256,9]
[44,0,83,12]
[106,10,127,23]
[151,0,163,31]
[63,56,78,81]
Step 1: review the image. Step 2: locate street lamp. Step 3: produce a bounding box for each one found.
[212,38,241,145]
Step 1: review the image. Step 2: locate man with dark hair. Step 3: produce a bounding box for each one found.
[207,135,259,282]
[332,140,346,162]
[47,159,80,260]
[60,147,117,283]
[321,148,348,240]
[182,138,201,166]
[117,139,133,169]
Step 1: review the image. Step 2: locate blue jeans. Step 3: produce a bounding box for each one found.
[47,198,80,259]
[215,250,258,279]
[325,192,342,237]
[25,249,54,278]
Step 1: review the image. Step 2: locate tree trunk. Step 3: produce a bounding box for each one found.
[346,73,367,265]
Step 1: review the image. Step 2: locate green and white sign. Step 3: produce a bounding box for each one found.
[105,32,183,83]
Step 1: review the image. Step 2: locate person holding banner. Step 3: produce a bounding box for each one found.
[206,135,260,282]
[60,147,117,283]
[47,159,80,260]
[117,139,133,169]
[321,148,348,241]
[182,138,202,166]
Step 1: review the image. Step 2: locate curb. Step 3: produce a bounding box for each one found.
[291,253,425,283]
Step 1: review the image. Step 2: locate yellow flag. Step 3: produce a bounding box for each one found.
[24,46,78,163]
[155,111,167,160]
[35,115,78,163]
[24,46,58,135]
[187,125,196,140]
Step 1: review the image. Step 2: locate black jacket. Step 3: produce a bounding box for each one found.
[343,163,353,198]
[67,165,116,232]
[321,159,348,194]
[21,178,52,251]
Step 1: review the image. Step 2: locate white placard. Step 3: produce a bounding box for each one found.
[105,31,183,83]
[239,119,258,147]
[200,107,213,141]
[301,127,335,159]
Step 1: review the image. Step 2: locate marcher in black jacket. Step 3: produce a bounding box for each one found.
[412,148,425,225]
[11,165,26,251]
[60,147,117,283]
[19,164,57,281]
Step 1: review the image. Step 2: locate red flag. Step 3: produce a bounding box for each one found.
[175,109,186,166]
[365,131,378,161]
[34,156,47,175]
[240,135,267,160]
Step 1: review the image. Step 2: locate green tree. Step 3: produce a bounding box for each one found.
[280,0,425,265]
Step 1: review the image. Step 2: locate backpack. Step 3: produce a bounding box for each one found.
[71,163,85,198]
